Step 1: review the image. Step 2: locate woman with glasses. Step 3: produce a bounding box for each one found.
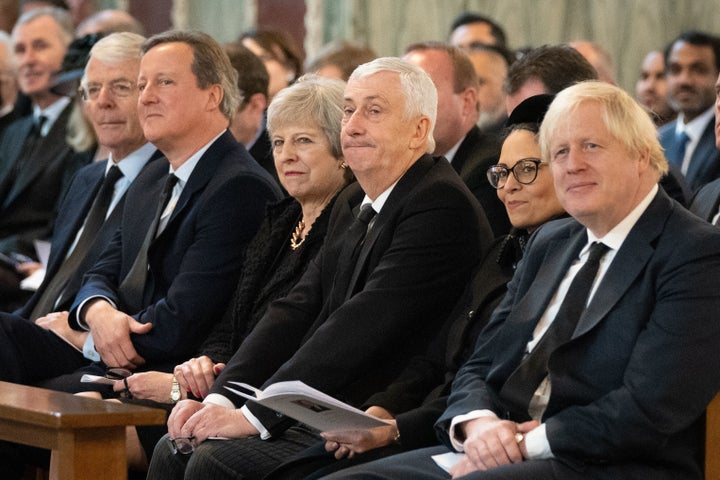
[263,94,567,480]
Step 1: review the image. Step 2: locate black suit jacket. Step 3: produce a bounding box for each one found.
[438,189,720,478]
[0,105,86,257]
[69,131,282,368]
[212,154,492,435]
[689,177,720,222]
[18,151,160,319]
[451,125,509,237]
[659,117,720,192]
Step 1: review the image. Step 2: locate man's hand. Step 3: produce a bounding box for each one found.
[112,371,175,403]
[16,261,42,278]
[450,417,539,477]
[174,355,224,399]
[168,401,259,442]
[322,406,398,459]
[35,311,87,350]
[83,299,152,369]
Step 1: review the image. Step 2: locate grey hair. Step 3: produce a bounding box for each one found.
[13,7,74,47]
[350,57,437,153]
[266,74,345,160]
[82,32,145,85]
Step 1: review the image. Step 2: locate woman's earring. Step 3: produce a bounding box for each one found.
[340,161,348,170]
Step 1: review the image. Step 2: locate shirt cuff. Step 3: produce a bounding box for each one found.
[449,410,498,452]
[524,423,554,459]
[203,393,235,408]
[240,404,271,440]
[82,333,101,362]
[76,295,116,330]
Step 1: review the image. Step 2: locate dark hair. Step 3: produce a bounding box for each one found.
[505,44,598,96]
[664,30,720,72]
[449,12,507,48]
[143,30,240,120]
[467,41,515,67]
[404,41,478,93]
[224,42,269,107]
[239,29,303,83]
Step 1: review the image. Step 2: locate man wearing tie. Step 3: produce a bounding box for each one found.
[0,30,281,392]
[146,57,491,480]
[16,32,158,324]
[328,82,720,480]
[0,7,84,307]
[659,31,720,192]
[689,72,720,226]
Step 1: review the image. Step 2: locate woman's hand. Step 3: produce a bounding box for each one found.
[174,355,224,399]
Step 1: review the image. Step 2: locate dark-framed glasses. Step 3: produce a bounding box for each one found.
[169,436,197,455]
[104,367,132,380]
[487,158,544,189]
[79,79,136,101]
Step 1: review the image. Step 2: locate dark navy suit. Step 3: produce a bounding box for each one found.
[659,117,720,192]
[0,130,282,386]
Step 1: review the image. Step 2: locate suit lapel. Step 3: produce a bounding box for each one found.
[574,190,670,337]
[686,120,716,182]
[344,155,435,297]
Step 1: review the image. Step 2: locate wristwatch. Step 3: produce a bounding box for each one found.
[170,377,181,403]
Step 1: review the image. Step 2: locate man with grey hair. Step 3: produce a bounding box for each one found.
[328,81,720,480]
[147,57,491,480]
[0,6,82,309]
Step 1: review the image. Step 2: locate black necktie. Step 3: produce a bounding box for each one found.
[118,173,178,312]
[29,166,124,319]
[499,242,610,419]
[331,204,376,307]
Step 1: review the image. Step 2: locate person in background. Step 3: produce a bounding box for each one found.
[635,50,676,127]
[569,40,616,85]
[305,40,377,81]
[240,29,303,101]
[75,8,144,37]
[466,42,514,134]
[0,31,18,133]
[449,11,507,50]
[0,6,85,311]
[659,30,720,191]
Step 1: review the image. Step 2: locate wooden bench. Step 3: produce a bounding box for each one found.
[0,381,165,480]
[707,391,720,480]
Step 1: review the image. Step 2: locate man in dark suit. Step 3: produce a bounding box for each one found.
[659,31,720,192]
[0,30,281,391]
[326,82,720,480]
[404,42,508,236]
[16,32,157,323]
[0,7,82,308]
[146,57,491,480]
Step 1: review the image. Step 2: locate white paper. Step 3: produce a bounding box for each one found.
[80,374,116,385]
[33,239,51,269]
[431,451,464,473]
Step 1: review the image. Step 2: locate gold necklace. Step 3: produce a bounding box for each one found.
[290,219,306,250]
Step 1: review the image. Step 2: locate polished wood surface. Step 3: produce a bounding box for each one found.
[0,381,165,480]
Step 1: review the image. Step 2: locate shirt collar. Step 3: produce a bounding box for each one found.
[585,184,658,253]
[169,130,225,187]
[33,96,71,136]
[361,179,399,215]
[443,137,463,163]
[675,106,715,141]
[107,142,156,183]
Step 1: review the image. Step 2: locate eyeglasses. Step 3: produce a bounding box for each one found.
[79,79,136,101]
[487,158,544,189]
[169,436,197,455]
[104,367,132,380]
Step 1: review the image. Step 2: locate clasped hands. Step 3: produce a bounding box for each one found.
[449,417,539,478]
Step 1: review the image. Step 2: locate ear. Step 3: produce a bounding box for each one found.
[636,147,651,174]
[408,115,432,150]
[205,84,224,111]
[461,86,478,118]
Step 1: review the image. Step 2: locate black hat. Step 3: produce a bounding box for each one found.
[50,33,104,97]
[506,94,555,127]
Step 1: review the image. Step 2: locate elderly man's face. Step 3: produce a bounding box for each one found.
[667,41,718,121]
[341,71,424,189]
[548,100,649,236]
[12,15,67,106]
[83,56,145,160]
[137,41,213,151]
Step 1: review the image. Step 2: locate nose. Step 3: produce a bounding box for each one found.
[275,141,297,163]
[138,83,155,104]
[95,85,115,106]
[342,111,363,136]
[503,169,522,192]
